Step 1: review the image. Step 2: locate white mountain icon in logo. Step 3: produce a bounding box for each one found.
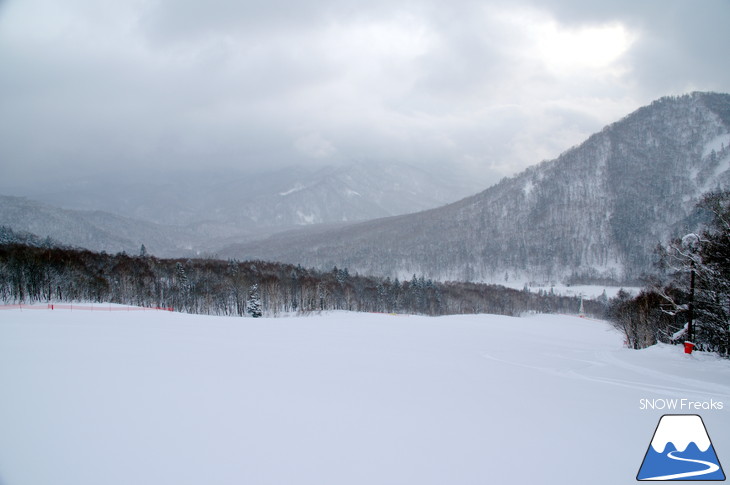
[637,414,725,481]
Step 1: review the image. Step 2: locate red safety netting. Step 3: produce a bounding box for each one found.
[0,303,173,312]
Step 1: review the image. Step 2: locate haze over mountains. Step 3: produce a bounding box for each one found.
[0,161,484,256]
[2,92,729,284]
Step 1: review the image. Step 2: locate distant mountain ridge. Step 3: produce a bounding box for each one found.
[0,161,483,256]
[10,161,482,228]
[221,92,730,284]
[0,225,65,248]
[0,195,197,256]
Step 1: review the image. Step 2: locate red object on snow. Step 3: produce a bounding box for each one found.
[684,341,695,354]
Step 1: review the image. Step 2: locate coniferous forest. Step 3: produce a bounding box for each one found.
[0,235,598,318]
[606,191,730,356]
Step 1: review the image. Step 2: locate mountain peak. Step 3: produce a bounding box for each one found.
[651,415,712,453]
[222,92,730,284]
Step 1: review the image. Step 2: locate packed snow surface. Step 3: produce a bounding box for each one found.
[1,308,728,485]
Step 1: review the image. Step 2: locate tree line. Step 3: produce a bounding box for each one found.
[0,237,598,318]
[606,191,730,356]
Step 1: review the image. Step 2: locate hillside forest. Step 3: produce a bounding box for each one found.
[0,231,598,319]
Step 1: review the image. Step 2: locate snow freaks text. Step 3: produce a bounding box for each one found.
[639,399,724,411]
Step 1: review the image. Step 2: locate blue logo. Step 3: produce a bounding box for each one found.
[637,414,725,481]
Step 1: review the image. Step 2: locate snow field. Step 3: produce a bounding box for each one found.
[0,309,728,485]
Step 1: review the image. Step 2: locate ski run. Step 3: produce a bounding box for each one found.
[0,306,728,484]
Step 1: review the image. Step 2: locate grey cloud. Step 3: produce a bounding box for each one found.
[0,0,728,191]
[139,0,402,45]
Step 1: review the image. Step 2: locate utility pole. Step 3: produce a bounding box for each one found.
[578,294,585,317]
[688,259,695,343]
[681,233,699,353]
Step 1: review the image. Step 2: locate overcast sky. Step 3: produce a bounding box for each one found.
[1,0,729,189]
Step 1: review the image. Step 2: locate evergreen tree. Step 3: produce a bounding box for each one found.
[653,190,730,355]
[247,284,263,318]
[174,261,190,311]
[693,191,730,354]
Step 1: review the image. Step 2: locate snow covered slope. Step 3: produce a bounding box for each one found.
[1,308,727,485]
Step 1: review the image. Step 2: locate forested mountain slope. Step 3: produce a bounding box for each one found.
[222,92,730,284]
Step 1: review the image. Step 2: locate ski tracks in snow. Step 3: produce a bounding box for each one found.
[480,347,730,400]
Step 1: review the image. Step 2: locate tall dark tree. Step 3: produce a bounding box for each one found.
[246,284,263,318]
[649,190,730,355]
[693,191,730,354]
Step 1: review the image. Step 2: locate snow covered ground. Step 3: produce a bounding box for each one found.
[0,308,727,485]
[500,282,640,299]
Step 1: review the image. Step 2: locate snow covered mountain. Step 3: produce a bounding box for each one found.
[0,161,483,254]
[9,161,482,230]
[216,161,483,227]
[221,92,730,284]
[0,195,199,256]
